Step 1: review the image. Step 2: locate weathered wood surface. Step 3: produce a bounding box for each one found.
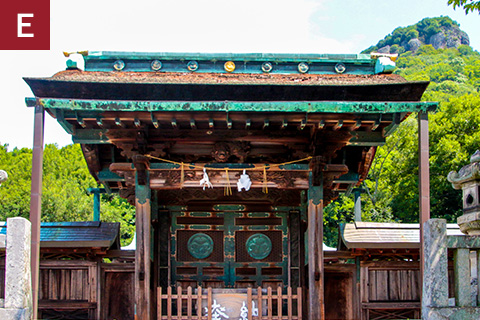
[30,104,45,320]
[324,271,354,320]
[307,198,324,320]
[101,267,135,320]
[366,269,420,302]
[135,187,152,320]
[1,253,135,319]
[38,261,96,301]
[346,261,423,320]
[35,260,98,320]
[418,112,430,285]
[38,300,97,309]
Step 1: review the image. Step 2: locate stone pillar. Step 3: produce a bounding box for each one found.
[0,217,33,320]
[422,219,448,319]
[353,189,362,222]
[454,248,471,307]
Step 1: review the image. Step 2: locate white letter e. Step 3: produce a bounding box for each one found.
[18,14,34,38]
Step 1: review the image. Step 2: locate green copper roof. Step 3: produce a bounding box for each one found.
[26,97,437,113]
[0,221,120,249]
[78,51,393,75]
[85,51,372,62]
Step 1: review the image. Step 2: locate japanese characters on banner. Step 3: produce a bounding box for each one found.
[0,0,50,50]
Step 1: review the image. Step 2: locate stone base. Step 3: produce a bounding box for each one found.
[423,307,480,319]
[457,212,480,235]
[0,308,31,320]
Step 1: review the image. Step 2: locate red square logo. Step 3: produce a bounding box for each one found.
[0,0,50,50]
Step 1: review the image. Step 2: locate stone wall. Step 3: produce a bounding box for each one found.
[423,219,480,319]
[0,217,32,320]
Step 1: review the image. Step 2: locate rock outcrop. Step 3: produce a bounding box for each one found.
[364,16,471,55]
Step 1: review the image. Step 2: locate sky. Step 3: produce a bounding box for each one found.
[1,0,479,149]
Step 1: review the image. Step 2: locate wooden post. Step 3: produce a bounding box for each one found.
[135,157,151,320]
[418,112,430,286]
[30,105,45,320]
[307,173,324,320]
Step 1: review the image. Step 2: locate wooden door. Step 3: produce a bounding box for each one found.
[101,264,135,320]
[324,271,355,320]
[170,206,289,289]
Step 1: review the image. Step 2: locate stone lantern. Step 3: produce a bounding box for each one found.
[447,150,480,235]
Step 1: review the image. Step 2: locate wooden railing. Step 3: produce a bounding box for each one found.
[157,286,302,320]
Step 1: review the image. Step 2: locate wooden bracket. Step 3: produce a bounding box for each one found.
[133,155,150,186]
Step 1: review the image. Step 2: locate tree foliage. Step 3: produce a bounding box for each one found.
[363,46,480,220]
[448,0,480,14]
[0,144,135,245]
[324,43,480,247]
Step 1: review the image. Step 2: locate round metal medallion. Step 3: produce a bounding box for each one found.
[246,233,272,260]
[113,60,125,71]
[187,60,199,72]
[262,62,273,73]
[151,60,162,71]
[335,63,346,74]
[224,61,236,72]
[187,233,214,259]
[298,62,309,74]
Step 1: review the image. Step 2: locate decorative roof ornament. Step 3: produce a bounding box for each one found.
[371,53,397,74]
[224,61,236,73]
[0,170,7,186]
[81,51,389,75]
[261,62,273,73]
[113,60,125,71]
[447,150,480,235]
[151,60,162,71]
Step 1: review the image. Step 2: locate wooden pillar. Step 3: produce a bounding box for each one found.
[134,156,151,320]
[30,105,45,320]
[307,173,324,320]
[418,112,430,283]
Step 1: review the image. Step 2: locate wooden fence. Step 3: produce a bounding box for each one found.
[158,286,302,320]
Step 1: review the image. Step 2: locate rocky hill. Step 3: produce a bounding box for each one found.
[362,16,470,55]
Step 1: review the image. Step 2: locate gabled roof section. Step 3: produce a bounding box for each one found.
[22,51,438,202]
[341,221,462,249]
[0,221,120,250]
[25,51,426,102]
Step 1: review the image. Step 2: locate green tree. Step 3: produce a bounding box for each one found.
[448,0,480,14]
[0,143,135,245]
[358,44,480,223]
